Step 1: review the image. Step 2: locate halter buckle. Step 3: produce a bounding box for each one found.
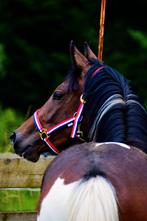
[77,130,83,138]
[39,128,49,140]
[80,94,86,104]
[76,124,83,138]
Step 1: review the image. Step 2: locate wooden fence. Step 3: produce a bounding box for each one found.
[0,153,55,221]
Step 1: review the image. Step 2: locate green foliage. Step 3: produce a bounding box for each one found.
[128,30,147,49]
[0,0,147,113]
[0,106,23,152]
[0,189,39,212]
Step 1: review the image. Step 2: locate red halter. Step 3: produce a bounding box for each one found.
[33,95,85,154]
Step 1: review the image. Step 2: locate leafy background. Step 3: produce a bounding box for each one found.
[0,0,147,213]
[0,0,147,152]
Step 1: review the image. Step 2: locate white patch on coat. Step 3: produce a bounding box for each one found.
[37,176,119,221]
[37,178,78,221]
[95,142,130,149]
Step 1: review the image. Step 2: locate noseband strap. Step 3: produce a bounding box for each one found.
[34,111,74,154]
[33,95,86,154]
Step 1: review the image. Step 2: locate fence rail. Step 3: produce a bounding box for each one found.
[0,153,55,221]
[0,212,36,221]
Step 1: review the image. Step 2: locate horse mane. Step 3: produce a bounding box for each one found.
[82,59,147,153]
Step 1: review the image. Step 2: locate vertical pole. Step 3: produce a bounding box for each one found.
[98,0,107,61]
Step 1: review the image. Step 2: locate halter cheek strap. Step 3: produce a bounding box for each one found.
[71,66,105,138]
[33,95,86,154]
[71,95,86,138]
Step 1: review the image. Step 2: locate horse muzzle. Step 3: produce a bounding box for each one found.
[10,131,40,162]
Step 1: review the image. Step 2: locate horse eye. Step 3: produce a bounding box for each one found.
[53,91,64,100]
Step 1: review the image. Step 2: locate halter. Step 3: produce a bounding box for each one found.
[33,95,86,154]
[33,66,104,155]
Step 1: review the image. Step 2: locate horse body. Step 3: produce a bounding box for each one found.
[37,142,147,221]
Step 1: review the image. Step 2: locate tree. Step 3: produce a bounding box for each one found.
[0,0,147,113]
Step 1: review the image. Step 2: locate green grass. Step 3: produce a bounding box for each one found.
[0,189,40,212]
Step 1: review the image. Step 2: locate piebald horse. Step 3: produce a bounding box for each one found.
[38,142,147,221]
[10,42,147,220]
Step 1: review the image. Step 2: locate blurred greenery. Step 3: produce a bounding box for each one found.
[0,106,23,152]
[0,0,147,151]
[0,189,39,211]
[0,0,147,214]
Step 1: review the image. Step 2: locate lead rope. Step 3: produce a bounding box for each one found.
[98,0,107,61]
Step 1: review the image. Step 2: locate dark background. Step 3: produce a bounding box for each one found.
[0,0,147,114]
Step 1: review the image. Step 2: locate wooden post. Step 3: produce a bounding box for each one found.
[98,0,107,61]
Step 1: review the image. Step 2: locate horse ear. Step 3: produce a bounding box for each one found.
[84,42,97,60]
[70,40,90,76]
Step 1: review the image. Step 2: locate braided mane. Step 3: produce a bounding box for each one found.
[82,59,147,153]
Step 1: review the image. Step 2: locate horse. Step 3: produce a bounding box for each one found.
[10,41,147,160]
[37,142,147,221]
[10,42,147,220]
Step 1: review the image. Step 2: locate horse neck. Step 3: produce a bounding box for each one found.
[82,65,147,153]
[126,96,147,153]
[87,93,127,143]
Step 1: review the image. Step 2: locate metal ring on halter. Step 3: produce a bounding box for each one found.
[80,94,86,104]
[39,128,49,140]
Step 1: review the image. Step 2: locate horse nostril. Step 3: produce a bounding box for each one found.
[10,132,16,143]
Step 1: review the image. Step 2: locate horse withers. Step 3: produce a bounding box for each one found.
[37,142,147,221]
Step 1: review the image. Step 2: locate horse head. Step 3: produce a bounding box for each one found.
[10,42,93,162]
